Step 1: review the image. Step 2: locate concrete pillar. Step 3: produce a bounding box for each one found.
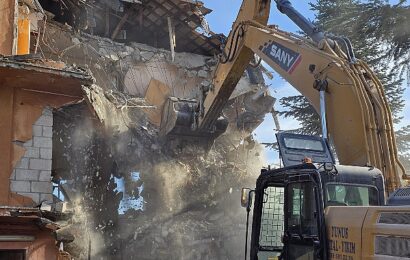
[0,0,18,55]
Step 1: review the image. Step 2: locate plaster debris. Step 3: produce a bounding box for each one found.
[7,0,281,259]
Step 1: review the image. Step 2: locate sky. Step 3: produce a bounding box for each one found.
[202,0,410,165]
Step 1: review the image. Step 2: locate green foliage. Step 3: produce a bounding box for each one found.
[279,95,321,134]
[279,0,409,134]
[311,0,410,74]
[396,125,410,153]
[396,125,410,174]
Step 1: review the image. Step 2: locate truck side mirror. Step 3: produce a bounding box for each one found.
[241,188,254,209]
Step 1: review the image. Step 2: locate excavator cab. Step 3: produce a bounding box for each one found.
[241,134,385,259]
[250,164,325,260]
[245,163,385,260]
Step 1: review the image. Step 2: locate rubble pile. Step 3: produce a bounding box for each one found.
[40,22,271,114]
[52,92,266,258]
[0,0,279,258]
[120,140,265,260]
[35,4,275,259]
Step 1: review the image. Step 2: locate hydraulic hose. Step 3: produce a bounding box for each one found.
[275,0,325,43]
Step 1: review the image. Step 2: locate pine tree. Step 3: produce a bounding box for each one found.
[279,96,321,134]
[396,125,410,175]
[279,0,409,134]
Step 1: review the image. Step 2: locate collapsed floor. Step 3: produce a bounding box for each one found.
[25,1,278,258]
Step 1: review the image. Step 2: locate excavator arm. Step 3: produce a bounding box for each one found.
[159,0,271,142]
[240,21,405,192]
[160,0,406,193]
[198,0,271,130]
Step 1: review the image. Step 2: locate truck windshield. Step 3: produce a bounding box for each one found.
[326,184,379,206]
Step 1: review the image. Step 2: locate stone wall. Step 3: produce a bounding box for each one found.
[10,108,53,204]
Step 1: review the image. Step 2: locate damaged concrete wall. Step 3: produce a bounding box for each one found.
[40,22,262,101]
[0,60,92,207]
[35,14,275,260]
[10,108,53,204]
[47,86,269,259]
[39,21,273,132]
[0,0,279,257]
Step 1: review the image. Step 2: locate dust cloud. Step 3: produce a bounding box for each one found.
[54,99,268,259]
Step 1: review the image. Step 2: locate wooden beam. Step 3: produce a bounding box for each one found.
[156,0,202,26]
[0,0,18,55]
[167,17,176,61]
[150,0,220,54]
[144,0,197,52]
[0,86,14,205]
[111,7,134,40]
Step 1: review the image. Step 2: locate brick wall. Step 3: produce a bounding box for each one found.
[10,108,53,204]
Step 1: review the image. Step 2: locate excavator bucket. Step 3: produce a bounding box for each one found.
[159,97,228,148]
[159,96,197,137]
[144,79,228,148]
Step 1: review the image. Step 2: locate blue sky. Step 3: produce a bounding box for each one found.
[202,0,409,164]
[203,1,315,33]
[204,1,313,164]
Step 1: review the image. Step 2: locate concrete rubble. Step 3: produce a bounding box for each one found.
[1,0,278,259]
[45,27,273,257]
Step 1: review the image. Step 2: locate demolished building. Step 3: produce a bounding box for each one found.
[0,0,277,259]
[0,1,93,256]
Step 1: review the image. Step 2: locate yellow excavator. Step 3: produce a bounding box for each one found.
[155,0,410,259]
[158,0,407,194]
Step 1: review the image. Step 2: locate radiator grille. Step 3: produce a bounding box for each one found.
[378,213,410,225]
[375,236,410,258]
[395,188,410,197]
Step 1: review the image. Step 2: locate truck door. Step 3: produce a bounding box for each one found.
[284,178,322,260]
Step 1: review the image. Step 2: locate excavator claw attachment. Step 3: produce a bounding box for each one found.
[143,79,227,149]
[159,97,228,148]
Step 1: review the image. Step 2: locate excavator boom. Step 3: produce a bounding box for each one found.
[198,0,271,130]
[159,0,406,192]
[158,0,271,147]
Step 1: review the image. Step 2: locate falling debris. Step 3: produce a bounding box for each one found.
[0,0,279,259]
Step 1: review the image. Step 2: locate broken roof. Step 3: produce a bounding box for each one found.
[0,55,94,96]
[39,0,224,56]
[0,206,59,231]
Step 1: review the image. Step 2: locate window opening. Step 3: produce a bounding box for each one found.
[259,186,285,250]
[286,182,318,236]
[326,184,379,206]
